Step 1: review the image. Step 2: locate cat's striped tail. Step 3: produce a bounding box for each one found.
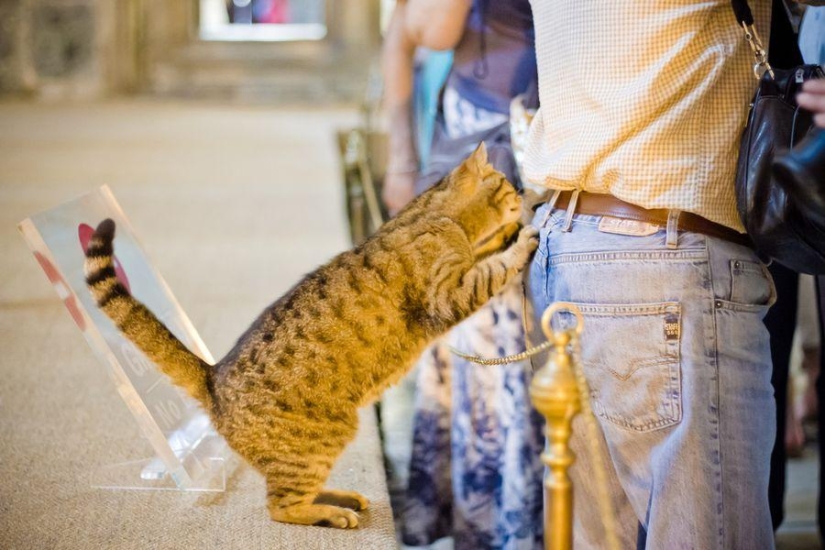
[84,219,214,410]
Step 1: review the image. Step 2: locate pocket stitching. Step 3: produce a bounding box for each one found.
[715,298,769,314]
[587,356,678,382]
[574,302,680,317]
[573,301,683,433]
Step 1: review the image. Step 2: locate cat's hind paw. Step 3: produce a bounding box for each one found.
[269,502,360,529]
[313,507,359,529]
[314,489,369,511]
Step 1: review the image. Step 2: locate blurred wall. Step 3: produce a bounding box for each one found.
[0,0,382,102]
[0,0,140,99]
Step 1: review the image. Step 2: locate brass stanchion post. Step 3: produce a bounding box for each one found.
[529,304,583,550]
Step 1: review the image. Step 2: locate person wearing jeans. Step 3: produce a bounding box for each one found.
[523,1,776,547]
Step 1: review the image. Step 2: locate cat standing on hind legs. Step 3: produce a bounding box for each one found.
[84,143,538,529]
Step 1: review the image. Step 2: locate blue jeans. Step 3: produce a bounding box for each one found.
[525,204,776,549]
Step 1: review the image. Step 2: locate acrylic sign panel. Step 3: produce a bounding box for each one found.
[19,186,225,489]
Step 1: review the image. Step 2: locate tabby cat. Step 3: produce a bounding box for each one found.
[84,143,538,529]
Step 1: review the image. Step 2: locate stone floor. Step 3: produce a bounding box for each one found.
[0,99,399,549]
[778,441,822,549]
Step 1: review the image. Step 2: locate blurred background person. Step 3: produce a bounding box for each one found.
[381,1,544,548]
[767,1,825,539]
[794,8,825,537]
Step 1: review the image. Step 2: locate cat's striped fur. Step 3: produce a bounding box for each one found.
[84,144,538,529]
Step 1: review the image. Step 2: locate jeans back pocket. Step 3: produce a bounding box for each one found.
[563,302,683,432]
[728,259,776,309]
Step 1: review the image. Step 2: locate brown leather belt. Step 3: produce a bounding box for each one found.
[551,191,752,248]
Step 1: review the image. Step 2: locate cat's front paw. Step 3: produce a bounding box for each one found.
[516,226,539,253]
[474,222,521,257]
[507,226,539,268]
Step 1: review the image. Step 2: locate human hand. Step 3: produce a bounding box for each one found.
[798,79,825,128]
[382,170,417,216]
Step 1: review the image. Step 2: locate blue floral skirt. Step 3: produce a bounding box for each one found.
[401,281,545,549]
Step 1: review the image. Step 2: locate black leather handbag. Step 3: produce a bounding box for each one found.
[733,0,825,274]
[774,128,825,228]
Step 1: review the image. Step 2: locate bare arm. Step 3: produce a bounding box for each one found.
[405,0,471,51]
[380,0,471,215]
[381,2,419,215]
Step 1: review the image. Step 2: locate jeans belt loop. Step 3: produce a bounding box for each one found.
[562,189,581,232]
[666,209,681,249]
[541,189,563,227]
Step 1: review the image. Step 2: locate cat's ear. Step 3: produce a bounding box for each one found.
[458,142,488,180]
[470,141,488,170]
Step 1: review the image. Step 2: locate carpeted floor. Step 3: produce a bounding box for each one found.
[0,100,397,549]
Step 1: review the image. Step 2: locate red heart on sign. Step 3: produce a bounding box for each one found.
[33,251,86,331]
[78,223,132,293]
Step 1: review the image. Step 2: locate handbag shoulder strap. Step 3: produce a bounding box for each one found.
[730,0,804,75]
[767,0,804,68]
[731,0,756,26]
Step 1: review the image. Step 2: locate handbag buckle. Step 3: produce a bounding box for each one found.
[740,22,774,80]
